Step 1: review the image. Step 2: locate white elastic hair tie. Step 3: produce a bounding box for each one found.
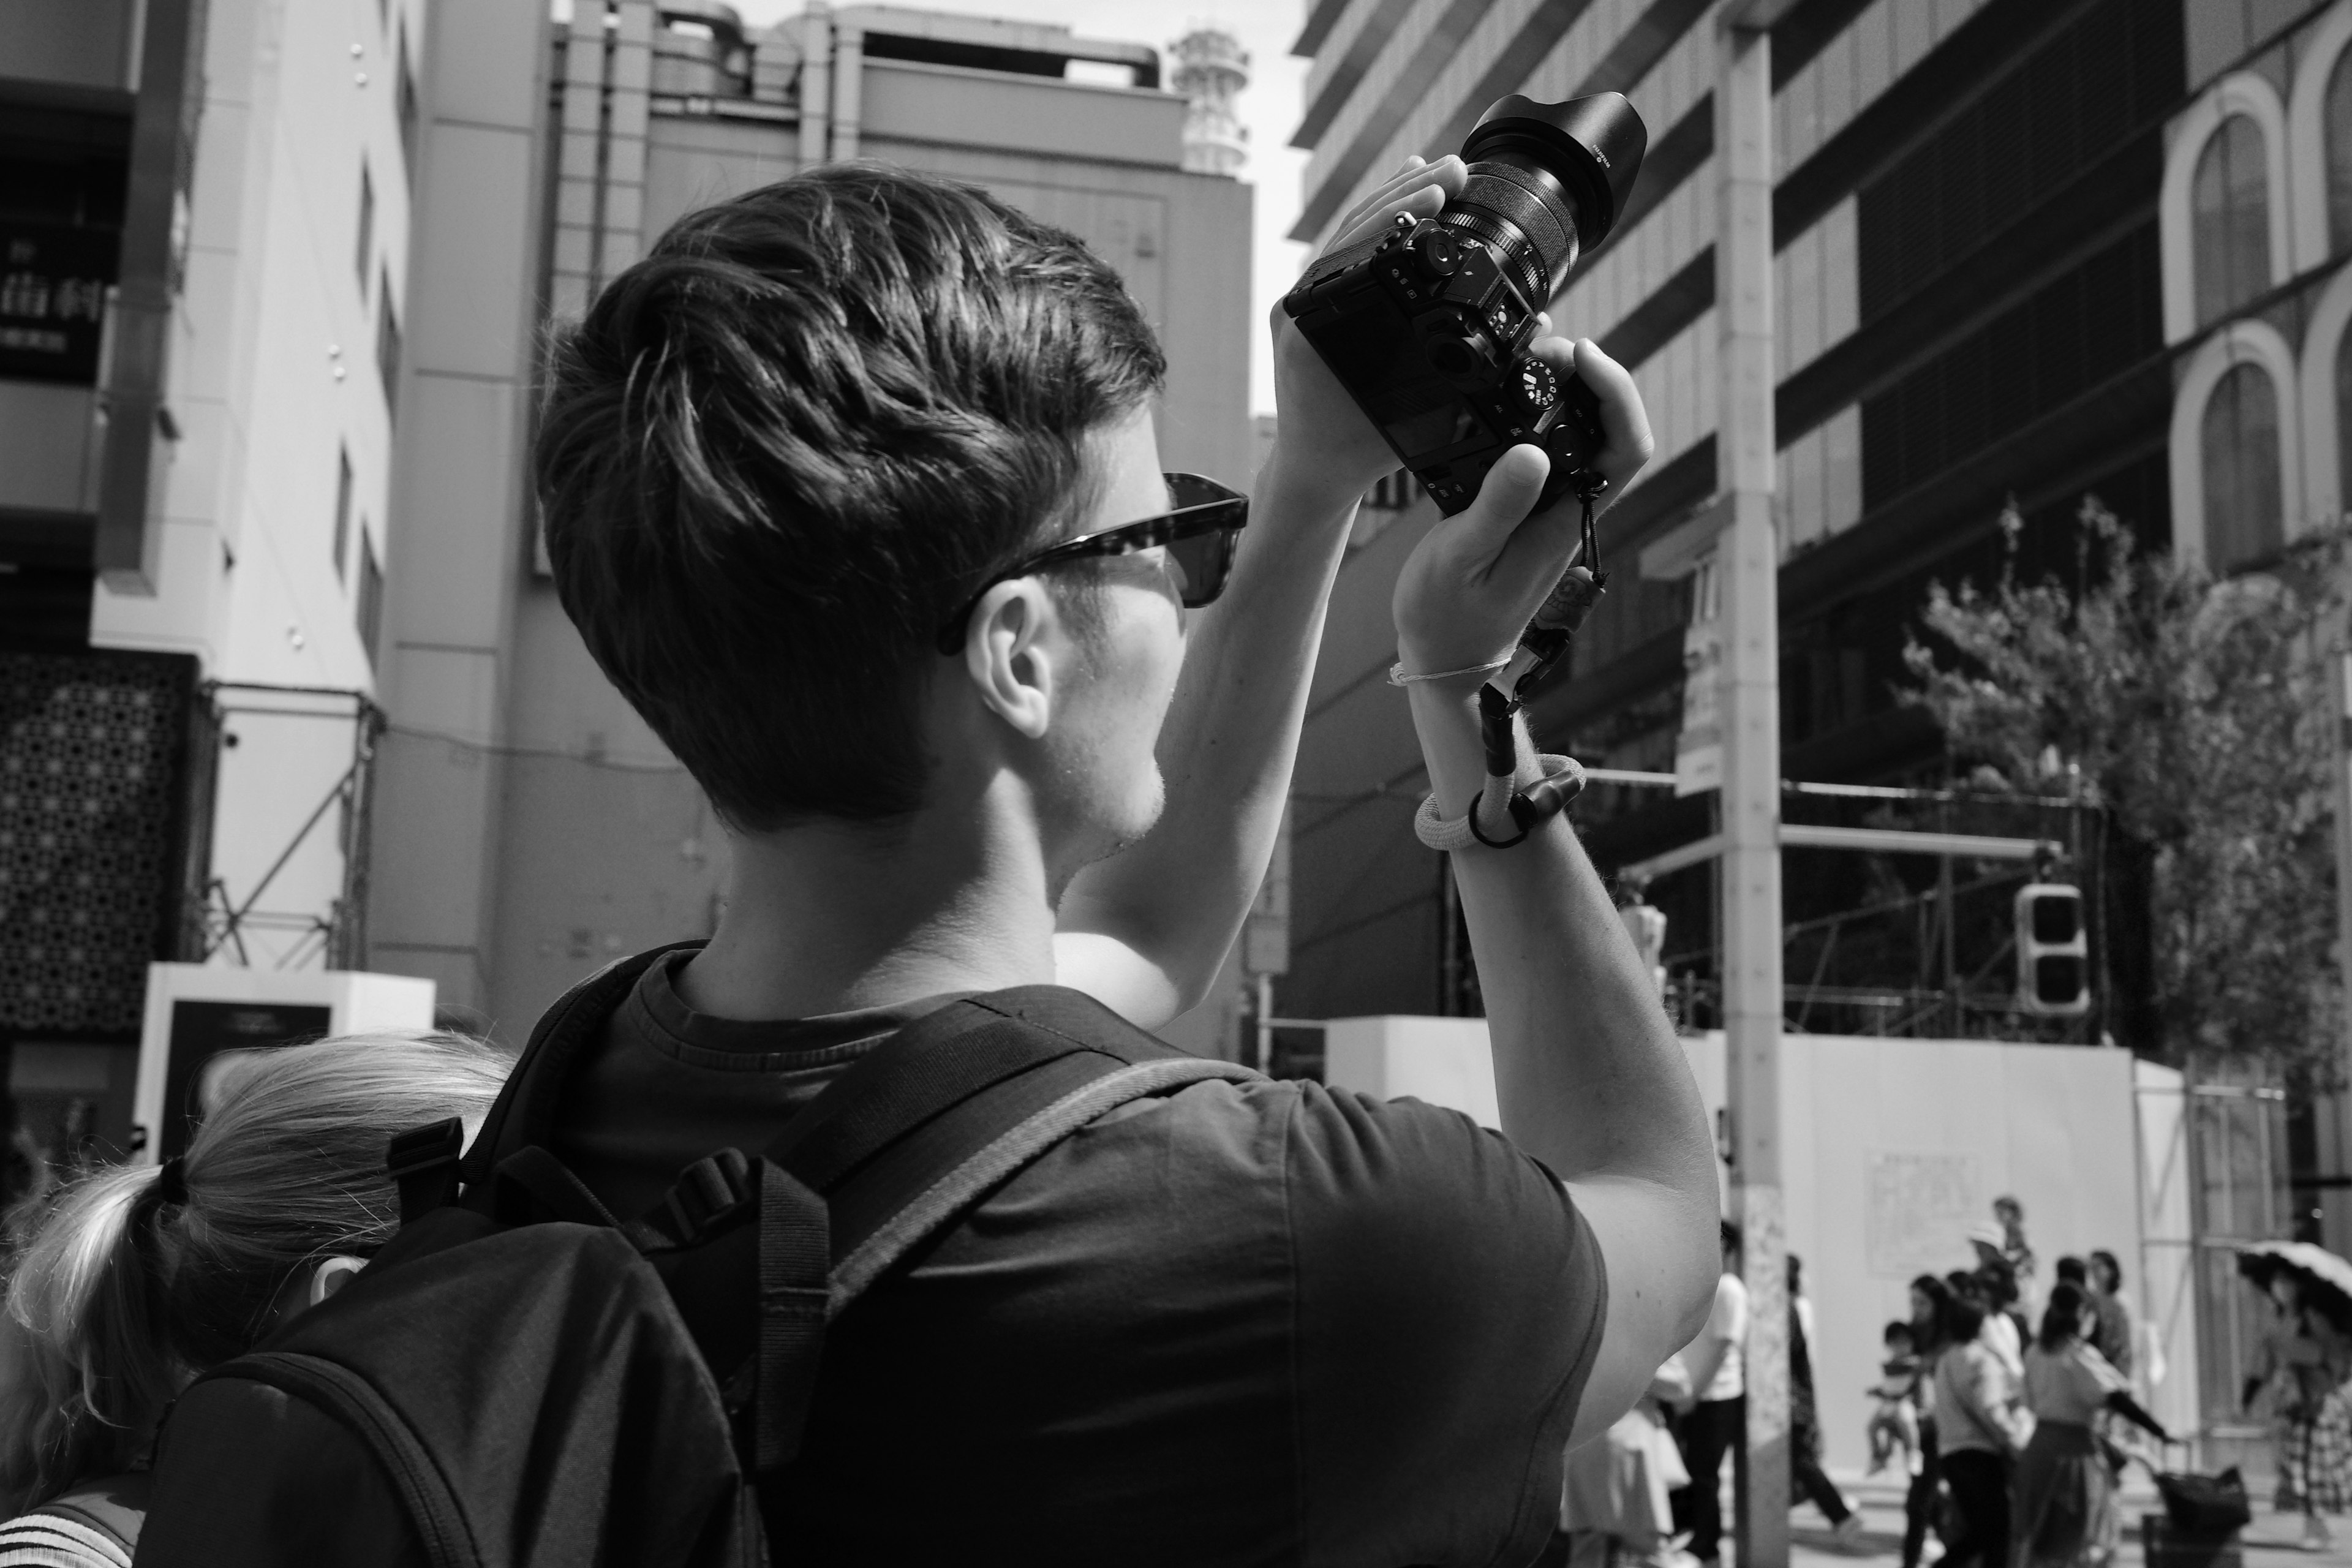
[1414,755,1585,851]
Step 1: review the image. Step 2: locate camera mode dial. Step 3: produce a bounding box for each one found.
[1509,356,1560,417]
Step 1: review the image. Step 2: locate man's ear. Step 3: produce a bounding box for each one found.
[960,579,1062,740]
[308,1254,369,1307]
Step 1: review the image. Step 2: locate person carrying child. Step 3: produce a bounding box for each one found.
[1869,1319,1925,1477]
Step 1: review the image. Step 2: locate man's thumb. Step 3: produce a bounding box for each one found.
[1448,444,1550,557]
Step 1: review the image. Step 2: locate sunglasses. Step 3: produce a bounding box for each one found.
[935,472,1250,656]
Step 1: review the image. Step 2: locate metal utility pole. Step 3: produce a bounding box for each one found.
[1716,10,1787,1568]
[2325,651,2352,1251]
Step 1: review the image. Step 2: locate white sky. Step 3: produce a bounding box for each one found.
[728,0,1312,415]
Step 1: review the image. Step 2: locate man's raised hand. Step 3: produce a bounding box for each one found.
[1390,337,1654,679]
[1267,156,1468,495]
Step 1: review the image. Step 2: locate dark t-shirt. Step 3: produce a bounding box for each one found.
[553,952,1608,1567]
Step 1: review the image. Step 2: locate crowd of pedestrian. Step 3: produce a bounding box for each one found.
[1562,1202,2182,1568]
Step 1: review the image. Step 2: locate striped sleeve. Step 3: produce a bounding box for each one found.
[0,1512,134,1568]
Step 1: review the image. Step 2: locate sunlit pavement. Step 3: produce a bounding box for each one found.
[1787,1475,2352,1568]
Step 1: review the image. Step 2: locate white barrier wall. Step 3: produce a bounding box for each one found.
[134,965,437,1164]
[1325,1020,2148,1473]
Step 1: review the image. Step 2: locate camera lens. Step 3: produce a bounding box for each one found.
[1444,92,1648,309]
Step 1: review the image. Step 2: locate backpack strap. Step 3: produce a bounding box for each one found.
[736,986,1257,1474]
[748,1049,1253,1473]
[826,1052,1250,1308]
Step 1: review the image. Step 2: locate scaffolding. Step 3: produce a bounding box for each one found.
[181,682,386,971]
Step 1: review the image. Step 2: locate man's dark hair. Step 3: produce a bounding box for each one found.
[535,164,1167,829]
[1943,1292,1986,1344]
[2056,1254,2088,1286]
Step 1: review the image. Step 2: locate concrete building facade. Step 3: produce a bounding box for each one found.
[1281,0,2352,1029]
[364,2,1256,1044]
[0,0,452,1159]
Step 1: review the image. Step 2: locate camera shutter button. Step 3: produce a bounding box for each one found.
[1406,227,1463,279]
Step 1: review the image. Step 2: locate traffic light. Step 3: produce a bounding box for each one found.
[1618,899,1667,998]
[2014,883,2090,1016]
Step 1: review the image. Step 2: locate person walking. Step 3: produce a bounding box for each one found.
[1790,1254,1865,1549]
[2013,1282,2168,1568]
[1676,1223,1749,1568]
[2084,1254,2137,1385]
[1557,1361,1695,1568]
[1902,1276,1957,1568]
[1952,1267,2024,1384]
[1935,1287,2029,1568]
[2244,1270,2352,1548]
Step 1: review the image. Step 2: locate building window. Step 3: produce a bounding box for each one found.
[1364,470,1414,511]
[2201,362,2283,571]
[396,29,418,179]
[355,162,373,297]
[375,270,401,418]
[2330,48,2352,258]
[2192,114,2271,327]
[356,532,383,666]
[333,447,352,581]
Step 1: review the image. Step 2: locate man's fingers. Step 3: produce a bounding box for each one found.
[1567,338,1656,500]
[1337,155,1442,230]
[1331,163,1428,241]
[1330,184,1448,251]
[1325,156,1466,252]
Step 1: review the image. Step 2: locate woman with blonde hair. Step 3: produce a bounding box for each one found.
[0,1032,508,1566]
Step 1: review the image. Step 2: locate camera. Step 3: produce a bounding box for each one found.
[1283,94,1647,518]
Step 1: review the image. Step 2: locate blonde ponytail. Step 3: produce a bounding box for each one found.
[0,1031,510,1513]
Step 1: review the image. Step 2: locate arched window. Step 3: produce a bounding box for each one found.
[2338,324,2352,518]
[2331,49,2352,258]
[2193,115,2272,326]
[2202,363,2283,570]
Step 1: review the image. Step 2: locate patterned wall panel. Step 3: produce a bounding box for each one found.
[0,650,201,1036]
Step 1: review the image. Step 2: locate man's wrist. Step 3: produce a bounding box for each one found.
[1259,435,1382,519]
[1408,682,1539,813]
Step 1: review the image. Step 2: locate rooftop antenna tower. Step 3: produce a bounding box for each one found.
[1169,26,1248,177]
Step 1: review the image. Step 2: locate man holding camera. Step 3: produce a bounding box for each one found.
[524,154,1717,1562]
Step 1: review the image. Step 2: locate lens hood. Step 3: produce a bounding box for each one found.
[1463,92,1647,248]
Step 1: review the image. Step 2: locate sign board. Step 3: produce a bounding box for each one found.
[0,223,117,384]
[1864,1150,1981,1279]
[1675,551,1724,796]
[132,965,437,1163]
[1675,628,1724,796]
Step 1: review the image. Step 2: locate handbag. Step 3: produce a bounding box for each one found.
[2153,1464,2252,1538]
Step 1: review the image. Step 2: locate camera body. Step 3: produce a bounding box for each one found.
[1282,94,1646,519]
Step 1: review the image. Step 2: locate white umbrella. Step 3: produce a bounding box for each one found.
[2237,1240,2352,1334]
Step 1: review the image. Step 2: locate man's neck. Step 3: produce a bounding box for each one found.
[680,784,1061,1022]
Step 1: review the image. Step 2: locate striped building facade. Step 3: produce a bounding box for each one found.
[1283,0,2352,1024]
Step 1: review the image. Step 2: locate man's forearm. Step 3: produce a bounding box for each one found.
[1057,443,1362,1016]
[1406,684,1714,1194]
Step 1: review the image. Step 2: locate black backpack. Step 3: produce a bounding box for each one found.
[138,947,1256,1567]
